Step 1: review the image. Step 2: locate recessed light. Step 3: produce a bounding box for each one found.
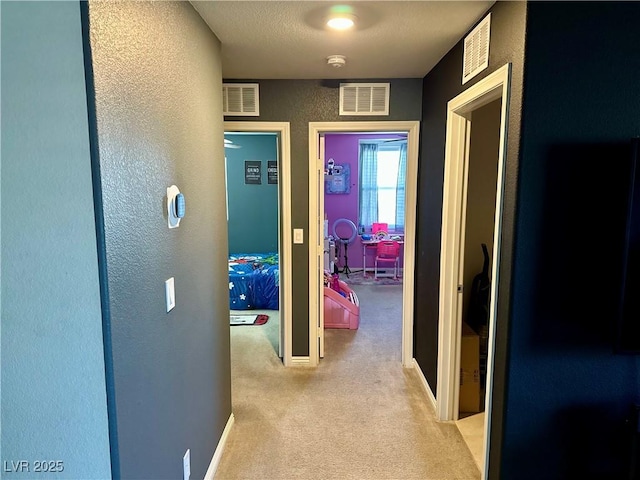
[326,14,356,30]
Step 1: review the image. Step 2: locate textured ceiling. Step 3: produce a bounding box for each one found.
[191,1,496,79]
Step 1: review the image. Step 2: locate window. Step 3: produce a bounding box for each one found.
[358,141,407,232]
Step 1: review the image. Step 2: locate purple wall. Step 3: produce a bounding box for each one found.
[324,133,404,269]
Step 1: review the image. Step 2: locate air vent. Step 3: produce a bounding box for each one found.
[339,83,390,116]
[462,13,491,85]
[222,83,259,116]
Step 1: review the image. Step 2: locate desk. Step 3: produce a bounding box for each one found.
[361,237,404,276]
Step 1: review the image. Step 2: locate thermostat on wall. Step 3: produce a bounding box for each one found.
[167,185,185,228]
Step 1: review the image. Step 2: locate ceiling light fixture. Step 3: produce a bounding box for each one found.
[326,14,356,30]
[326,5,357,30]
[327,55,347,68]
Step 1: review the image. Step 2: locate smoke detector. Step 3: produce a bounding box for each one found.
[327,55,346,68]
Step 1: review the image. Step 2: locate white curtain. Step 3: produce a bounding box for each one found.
[395,142,407,231]
[358,143,378,230]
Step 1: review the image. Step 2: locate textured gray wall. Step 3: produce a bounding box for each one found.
[86,2,230,478]
[416,2,527,476]
[225,79,422,354]
[1,2,111,477]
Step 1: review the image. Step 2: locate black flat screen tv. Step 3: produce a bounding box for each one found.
[617,137,640,354]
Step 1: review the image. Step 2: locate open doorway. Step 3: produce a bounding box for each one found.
[225,131,280,357]
[455,97,501,470]
[308,121,420,368]
[224,122,292,366]
[436,64,511,479]
[321,133,407,345]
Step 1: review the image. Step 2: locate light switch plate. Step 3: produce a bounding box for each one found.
[165,277,175,312]
[183,449,190,480]
[294,228,304,244]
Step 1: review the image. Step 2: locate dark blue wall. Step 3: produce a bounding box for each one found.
[225,133,278,253]
[501,2,640,478]
[86,2,231,478]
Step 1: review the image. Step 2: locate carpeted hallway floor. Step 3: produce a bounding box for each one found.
[216,284,480,480]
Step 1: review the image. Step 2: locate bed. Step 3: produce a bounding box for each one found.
[228,252,279,310]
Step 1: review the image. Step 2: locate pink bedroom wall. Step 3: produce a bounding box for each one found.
[324,132,404,269]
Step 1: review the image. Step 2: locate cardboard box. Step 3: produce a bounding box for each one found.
[459,322,481,413]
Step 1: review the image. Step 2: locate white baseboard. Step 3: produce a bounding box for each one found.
[412,358,437,412]
[290,356,311,366]
[204,413,235,480]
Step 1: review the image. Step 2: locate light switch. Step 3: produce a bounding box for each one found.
[183,449,190,480]
[165,277,175,312]
[294,228,304,244]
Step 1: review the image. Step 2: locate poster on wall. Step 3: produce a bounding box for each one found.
[325,164,350,194]
[244,160,261,184]
[267,160,278,184]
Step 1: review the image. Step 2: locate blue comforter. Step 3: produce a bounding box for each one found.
[228,253,279,310]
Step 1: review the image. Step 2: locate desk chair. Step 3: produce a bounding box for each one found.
[374,240,401,280]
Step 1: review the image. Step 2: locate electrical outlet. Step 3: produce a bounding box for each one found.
[183,449,190,480]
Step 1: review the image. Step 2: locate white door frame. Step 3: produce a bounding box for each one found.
[436,64,511,478]
[308,120,420,367]
[224,121,293,366]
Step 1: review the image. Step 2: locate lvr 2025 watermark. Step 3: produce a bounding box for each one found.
[3,460,65,473]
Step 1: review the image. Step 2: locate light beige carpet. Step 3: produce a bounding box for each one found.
[217,284,480,480]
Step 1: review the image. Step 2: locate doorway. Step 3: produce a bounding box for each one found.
[308,121,420,367]
[321,132,409,357]
[436,64,511,479]
[224,121,292,366]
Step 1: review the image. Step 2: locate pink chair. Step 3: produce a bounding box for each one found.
[374,240,401,279]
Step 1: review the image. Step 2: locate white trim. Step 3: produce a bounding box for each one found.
[308,141,320,367]
[224,122,292,366]
[308,121,420,368]
[412,358,437,413]
[290,356,311,366]
[204,413,235,480]
[436,64,511,480]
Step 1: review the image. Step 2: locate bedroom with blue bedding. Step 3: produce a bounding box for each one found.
[225,132,280,353]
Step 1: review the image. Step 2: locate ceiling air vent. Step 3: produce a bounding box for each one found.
[462,13,491,85]
[339,83,390,116]
[222,83,259,116]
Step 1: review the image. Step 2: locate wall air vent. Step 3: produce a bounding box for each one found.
[339,83,390,116]
[222,83,259,116]
[462,13,491,85]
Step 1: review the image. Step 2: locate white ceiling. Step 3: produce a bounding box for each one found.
[191,1,496,80]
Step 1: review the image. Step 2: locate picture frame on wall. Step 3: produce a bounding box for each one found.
[267,160,278,184]
[245,160,261,184]
[325,164,350,194]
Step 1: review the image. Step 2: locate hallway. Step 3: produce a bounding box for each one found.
[215,284,480,479]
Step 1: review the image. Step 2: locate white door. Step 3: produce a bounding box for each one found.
[317,136,325,358]
[453,149,471,417]
[277,134,285,359]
